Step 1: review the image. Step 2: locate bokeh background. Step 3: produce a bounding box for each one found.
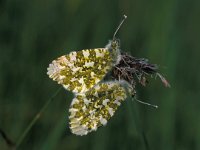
[1,0,200,150]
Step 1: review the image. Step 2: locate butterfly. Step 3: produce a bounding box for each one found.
[47,15,131,135]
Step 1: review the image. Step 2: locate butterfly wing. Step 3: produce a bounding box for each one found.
[47,48,115,93]
[69,81,128,136]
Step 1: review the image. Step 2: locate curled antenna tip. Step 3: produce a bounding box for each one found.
[123,15,127,18]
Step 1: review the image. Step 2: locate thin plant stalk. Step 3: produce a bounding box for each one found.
[15,87,62,149]
[127,96,150,150]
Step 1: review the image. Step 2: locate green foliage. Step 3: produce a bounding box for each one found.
[1,0,200,149]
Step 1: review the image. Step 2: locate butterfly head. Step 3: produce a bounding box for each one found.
[111,38,120,50]
[106,38,120,50]
[105,39,121,65]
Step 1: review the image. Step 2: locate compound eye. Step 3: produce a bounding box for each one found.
[112,40,117,45]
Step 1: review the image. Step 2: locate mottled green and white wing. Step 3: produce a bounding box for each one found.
[47,49,114,93]
[69,81,128,136]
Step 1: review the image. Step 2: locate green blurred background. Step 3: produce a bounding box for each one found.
[0,0,200,149]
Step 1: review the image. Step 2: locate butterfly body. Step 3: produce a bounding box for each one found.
[47,37,130,136]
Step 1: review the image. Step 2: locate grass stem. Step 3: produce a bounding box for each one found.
[127,96,150,150]
[15,87,62,149]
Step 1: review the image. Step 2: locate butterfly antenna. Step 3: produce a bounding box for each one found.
[133,97,158,109]
[113,15,127,40]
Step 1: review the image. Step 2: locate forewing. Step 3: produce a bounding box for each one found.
[47,48,114,93]
[69,81,127,136]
